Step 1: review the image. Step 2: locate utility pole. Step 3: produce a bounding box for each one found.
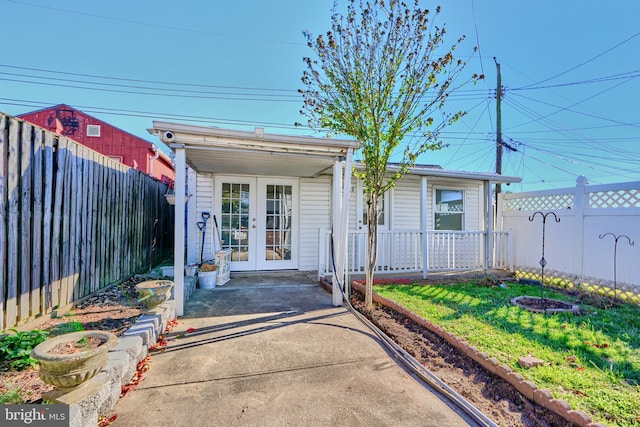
[494,57,502,196]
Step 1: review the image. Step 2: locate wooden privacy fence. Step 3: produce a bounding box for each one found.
[0,112,174,330]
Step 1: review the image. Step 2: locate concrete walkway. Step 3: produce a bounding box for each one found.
[112,272,476,426]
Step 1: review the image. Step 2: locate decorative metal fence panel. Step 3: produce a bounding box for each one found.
[0,113,174,330]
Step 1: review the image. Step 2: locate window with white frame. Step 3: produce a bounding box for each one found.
[435,189,464,230]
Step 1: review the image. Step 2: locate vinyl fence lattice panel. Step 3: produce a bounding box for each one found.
[504,193,573,211]
[589,189,640,208]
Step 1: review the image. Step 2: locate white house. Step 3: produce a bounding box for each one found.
[148,122,520,315]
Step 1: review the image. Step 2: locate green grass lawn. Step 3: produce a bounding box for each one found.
[373,281,640,427]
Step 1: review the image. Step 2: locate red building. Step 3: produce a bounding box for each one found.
[19,104,174,184]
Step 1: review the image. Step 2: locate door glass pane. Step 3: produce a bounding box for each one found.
[264,184,292,261]
[221,183,251,261]
[362,195,385,226]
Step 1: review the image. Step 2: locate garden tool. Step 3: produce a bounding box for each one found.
[199,212,211,262]
[197,221,206,262]
[213,214,223,251]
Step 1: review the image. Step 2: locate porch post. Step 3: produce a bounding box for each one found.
[331,157,344,306]
[186,167,198,265]
[485,180,494,271]
[421,177,429,278]
[340,148,353,296]
[173,145,186,316]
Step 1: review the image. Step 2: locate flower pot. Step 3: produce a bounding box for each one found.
[31,330,118,390]
[135,280,174,309]
[184,265,198,277]
[160,266,174,277]
[198,270,218,289]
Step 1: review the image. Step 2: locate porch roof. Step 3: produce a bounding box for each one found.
[149,121,521,184]
[148,121,360,178]
[385,163,522,184]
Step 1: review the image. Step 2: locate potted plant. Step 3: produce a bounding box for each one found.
[31,330,118,391]
[134,279,174,309]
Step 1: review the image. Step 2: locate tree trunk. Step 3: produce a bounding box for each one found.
[365,192,379,307]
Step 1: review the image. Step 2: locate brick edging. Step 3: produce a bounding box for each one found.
[349,281,606,427]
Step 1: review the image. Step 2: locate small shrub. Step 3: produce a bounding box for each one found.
[0,329,49,371]
[0,387,22,404]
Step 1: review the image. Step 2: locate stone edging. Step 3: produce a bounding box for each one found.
[348,281,607,427]
[43,301,176,427]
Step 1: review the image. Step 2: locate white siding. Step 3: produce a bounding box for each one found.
[393,176,422,229]
[348,176,358,230]
[299,176,331,271]
[196,173,215,261]
[346,175,484,232]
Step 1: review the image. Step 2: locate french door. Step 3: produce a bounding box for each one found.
[216,176,298,271]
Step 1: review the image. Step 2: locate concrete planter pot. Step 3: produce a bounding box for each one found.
[135,279,174,310]
[32,330,118,391]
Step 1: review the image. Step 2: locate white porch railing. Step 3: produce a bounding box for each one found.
[319,229,513,278]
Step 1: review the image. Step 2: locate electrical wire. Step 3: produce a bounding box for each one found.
[1,0,306,47]
[518,30,640,88]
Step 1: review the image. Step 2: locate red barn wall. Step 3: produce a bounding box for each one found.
[19,105,174,183]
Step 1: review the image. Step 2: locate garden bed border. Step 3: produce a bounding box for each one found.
[347,280,607,427]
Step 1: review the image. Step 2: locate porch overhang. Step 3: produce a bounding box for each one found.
[149,121,359,315]
[148,122,360,177]
[370,163,522,185]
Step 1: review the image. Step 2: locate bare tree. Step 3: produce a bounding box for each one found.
[300,0,482,306]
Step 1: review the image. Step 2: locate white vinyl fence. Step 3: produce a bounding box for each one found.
[498,176,640,298]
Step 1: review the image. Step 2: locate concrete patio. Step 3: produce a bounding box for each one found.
[112,272,479,426]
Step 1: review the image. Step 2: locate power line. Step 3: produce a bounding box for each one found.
[507,76,639,130]
[506,93,640,130]
[503,96,640,163]
[0,97,306,131]
[512,69,640,91]
[0,66,492,103]
[1,0,306,47]
[0,64,298,93]
[0,71,300,99]
[519,30,640,88]
[0,77,302,103]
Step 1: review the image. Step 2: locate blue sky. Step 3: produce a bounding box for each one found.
[1,0,639,191]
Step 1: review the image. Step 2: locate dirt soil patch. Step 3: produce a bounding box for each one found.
[0,276,145,404]
[350,290,572,427]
